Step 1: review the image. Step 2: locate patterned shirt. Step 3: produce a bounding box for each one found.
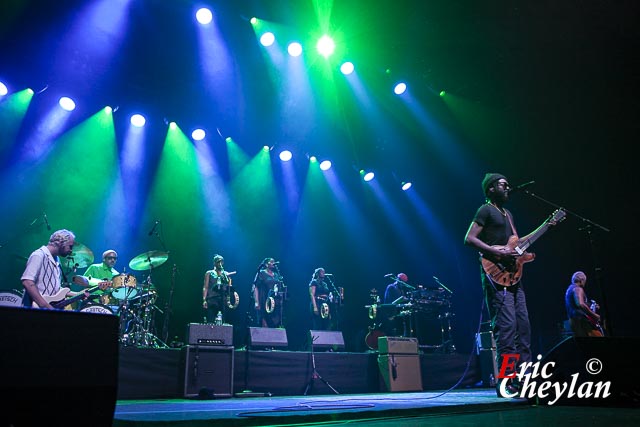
[21,246,61,305]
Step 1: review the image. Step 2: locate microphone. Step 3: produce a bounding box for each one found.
[43,212,51,230]
[509,181,535,194]
[147,220,160,236]
[325,273,333,276]
[384,273,394,277]
[273,261,280,264]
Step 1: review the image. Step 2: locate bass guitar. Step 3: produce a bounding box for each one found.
[587,299,605,336]
[33,284,105,310]
[481,209,566,286]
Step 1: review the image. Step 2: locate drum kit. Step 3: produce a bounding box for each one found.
[61,243,170,348]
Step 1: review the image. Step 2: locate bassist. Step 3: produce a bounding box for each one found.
[565,271,604,337]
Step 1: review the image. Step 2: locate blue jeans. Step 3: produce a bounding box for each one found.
[483,270,532,376]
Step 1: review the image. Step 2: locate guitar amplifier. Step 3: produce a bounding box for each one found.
[378,336,419,355]
[186,323,233,346]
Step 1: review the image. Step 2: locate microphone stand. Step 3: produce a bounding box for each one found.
[520,189,612,336]
[303,335,339,396]
[326,275,341,331]
[161,264,176,345]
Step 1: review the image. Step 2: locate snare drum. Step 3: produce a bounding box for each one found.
[79,303,114,315]
[111,274,138,300]
[0,289,24,306]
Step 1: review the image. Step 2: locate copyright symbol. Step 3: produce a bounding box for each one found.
[586,358,602,374]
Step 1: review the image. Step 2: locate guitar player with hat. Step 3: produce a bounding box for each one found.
[464,173,562,397]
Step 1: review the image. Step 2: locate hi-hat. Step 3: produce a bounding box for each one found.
[129,250,169,271]
[64,242,94,269]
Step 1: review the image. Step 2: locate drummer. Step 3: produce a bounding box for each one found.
[82,249,119,306]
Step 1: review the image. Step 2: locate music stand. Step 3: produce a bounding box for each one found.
[303,334,339,396]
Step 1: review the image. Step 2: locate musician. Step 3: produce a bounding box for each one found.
[20,229,93,309]
[252,257,283,328]
[83,249,119,306]
[202,254,232,323]
[464,173,532,396]
[383,273,410,336]
[565,271,603,337]
[309,267,332,330]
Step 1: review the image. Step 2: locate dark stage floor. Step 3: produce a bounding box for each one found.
[112,391,640,427]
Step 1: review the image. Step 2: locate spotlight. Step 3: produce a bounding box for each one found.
[250,17,258,25]
[130,114,146,127]
[401,182,412,191]
[309,155,317,163]
[262,145,270,151]
[340,62,354,75]
[316,35,335,58]
[439,90,446,97]
[362,171,375,182]
[192,129,206,141]
[287,42,303,57]
[0,81,7,96]
[393,83,407,95]
[279,150,292,162]
[196,8,213,25]
[319,160,332,171]
[260,32,275,47]
[58,96,76,111]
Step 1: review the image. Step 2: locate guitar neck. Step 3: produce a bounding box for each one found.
[51,285,101,309]
[518,221,552,252]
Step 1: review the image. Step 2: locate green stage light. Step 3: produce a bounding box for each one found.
[316,35,335,58]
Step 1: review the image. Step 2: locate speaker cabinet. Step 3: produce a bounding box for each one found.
[537,337,640,407]
[248,327,288,349]
[378,354,423,392]
[378,336,419,355]
[181,345,234,398]
[0,306,119,426]
[186,323,233,346]
[309,330,345,350]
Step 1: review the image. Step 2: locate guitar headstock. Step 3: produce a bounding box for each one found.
[547,209,566,226]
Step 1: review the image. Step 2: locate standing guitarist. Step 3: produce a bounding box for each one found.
[21,229,93,309]
[464,173,534,397]
[565,271,603,337]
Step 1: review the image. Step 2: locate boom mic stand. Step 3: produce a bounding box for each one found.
[519,188,612,335]
[303,335,339,396]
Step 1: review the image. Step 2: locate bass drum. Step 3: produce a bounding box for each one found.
[365,328,385,350]
[80,303,114,315]
[0,289,24,307]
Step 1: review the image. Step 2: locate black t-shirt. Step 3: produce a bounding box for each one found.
[472,203,514,246]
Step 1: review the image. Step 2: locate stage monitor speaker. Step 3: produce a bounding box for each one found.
[0,306,119,427]
[248,327,288,349]
[536,337,640,407]
[378,336,419,355]
[181,345,234,398]
[378,354,423,392]
[186,323,233,346]
[476,331,496,352]
[309,330,345,350]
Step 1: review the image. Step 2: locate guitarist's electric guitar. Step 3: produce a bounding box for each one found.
[32,284,104,310]
[481,209,566,286]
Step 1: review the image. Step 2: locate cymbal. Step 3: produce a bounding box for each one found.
[129,250,169,271]
[64,242,94,268]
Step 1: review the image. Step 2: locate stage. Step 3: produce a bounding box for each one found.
[112,392,640,427]
[116,346,482,399]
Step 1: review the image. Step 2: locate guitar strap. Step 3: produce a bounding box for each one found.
[505,210,517,238]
